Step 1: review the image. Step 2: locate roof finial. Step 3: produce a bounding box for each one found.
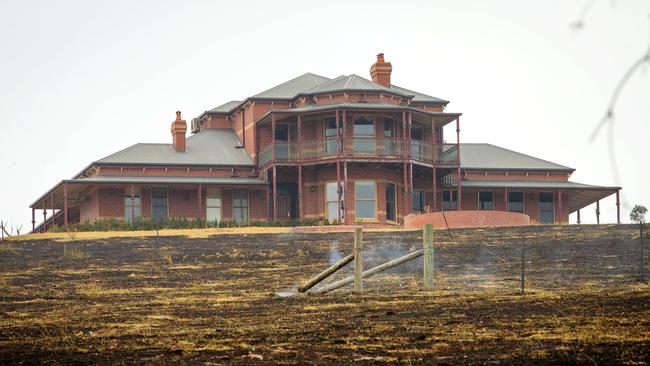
[176,110,182,121]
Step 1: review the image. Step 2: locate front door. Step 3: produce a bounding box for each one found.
[206,187,222,225]
[277,183,298,219]
[539,192,555,224]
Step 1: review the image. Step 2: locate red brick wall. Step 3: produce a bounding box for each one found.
[249,188,267,220]
[168,188,200,218]
[205,116,232,129]
[222,189,233,220]
[79,188,99,223]
[404,210,530,229]
[98,187,124,218]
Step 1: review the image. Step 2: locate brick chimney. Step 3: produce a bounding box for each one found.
[370,53,392,87]
[171,111,187,152]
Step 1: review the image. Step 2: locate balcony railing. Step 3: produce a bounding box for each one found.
[259,138,459,167]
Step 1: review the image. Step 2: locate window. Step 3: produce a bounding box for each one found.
[355,181,376,219]
[124,188,142,223]
[151,187,167,222]
[443,190,457,210]
[410,125,425,159]
[385,183,396,222]
[434,127,443,144]
[325,117,339,155]
[274,124,290,160]
[232,189,249,224]
[508,192,524,213]
[539,192,554,224]
[412,190,425,213]
[326,182,344,223]
[383,117,396,155]
[206,187,222,224]
[479,191,494,210]
[353,116,375,153]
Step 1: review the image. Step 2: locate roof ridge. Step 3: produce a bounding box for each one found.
[208,100,242,112]
[253,72,330,97]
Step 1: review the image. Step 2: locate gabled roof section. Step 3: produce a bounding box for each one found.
[303,74,413,98]
[252,72,331,99]
[208,100,242,114]
[460,143,574,172]
[389,84,448,104]
[96,129,254,166]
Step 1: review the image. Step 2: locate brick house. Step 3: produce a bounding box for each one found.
[30,54,621,231]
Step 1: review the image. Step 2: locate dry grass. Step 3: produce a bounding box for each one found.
[0,225,648,364]
[156,247,173,265]
[0,243,18,254]
[9,226,411,242]
[62,245,89,260]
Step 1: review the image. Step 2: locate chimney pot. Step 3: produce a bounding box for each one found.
[171,111,187,152]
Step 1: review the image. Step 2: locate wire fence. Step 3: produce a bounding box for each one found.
[317,226,648,294]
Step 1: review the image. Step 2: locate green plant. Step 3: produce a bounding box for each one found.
[630,205,648,224]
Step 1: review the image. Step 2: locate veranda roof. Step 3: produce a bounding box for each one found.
[451,180,620,213]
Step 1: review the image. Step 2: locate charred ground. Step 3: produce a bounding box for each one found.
[0,225,648,364]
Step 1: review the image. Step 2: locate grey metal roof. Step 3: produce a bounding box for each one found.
[452,180,618,190]
[259,103,461,123]
[252,72,331,99]
[460,144,574,172]
[69,176,265,185]
[389,84,448,104]
[96,129,254,166]
[303,74,412,98]
[208,100,242,114]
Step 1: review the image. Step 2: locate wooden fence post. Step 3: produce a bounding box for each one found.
[641,223,645,281]
[423,224,434,290]
[354,227,363,293]
[520,235,525,295]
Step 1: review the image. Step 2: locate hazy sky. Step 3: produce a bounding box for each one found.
[1,0,648,231]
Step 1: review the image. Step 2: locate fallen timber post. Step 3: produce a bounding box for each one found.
[298,253,355,293]
[311,249,424,294]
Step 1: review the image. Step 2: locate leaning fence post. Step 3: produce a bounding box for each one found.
[520,235,525,295]
[354,227,363,293]
[423,224,434,290]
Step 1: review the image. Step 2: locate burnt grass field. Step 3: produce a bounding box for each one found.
[1,225,649,365]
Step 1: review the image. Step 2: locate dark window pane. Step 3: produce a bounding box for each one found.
[479,191,493,210]
[508,192,524,213]
[275,124,289,141]
[233,189,249,224]
[353,117,374,136]
[411,126,423,140]
[539,192,554,224]
[412,191,424,212]
[152,187,167,198]
[443,190,458,210]
[384,118,394,137]
[386,183,396,221]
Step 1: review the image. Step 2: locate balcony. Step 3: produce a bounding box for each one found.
[259,138,459,167]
